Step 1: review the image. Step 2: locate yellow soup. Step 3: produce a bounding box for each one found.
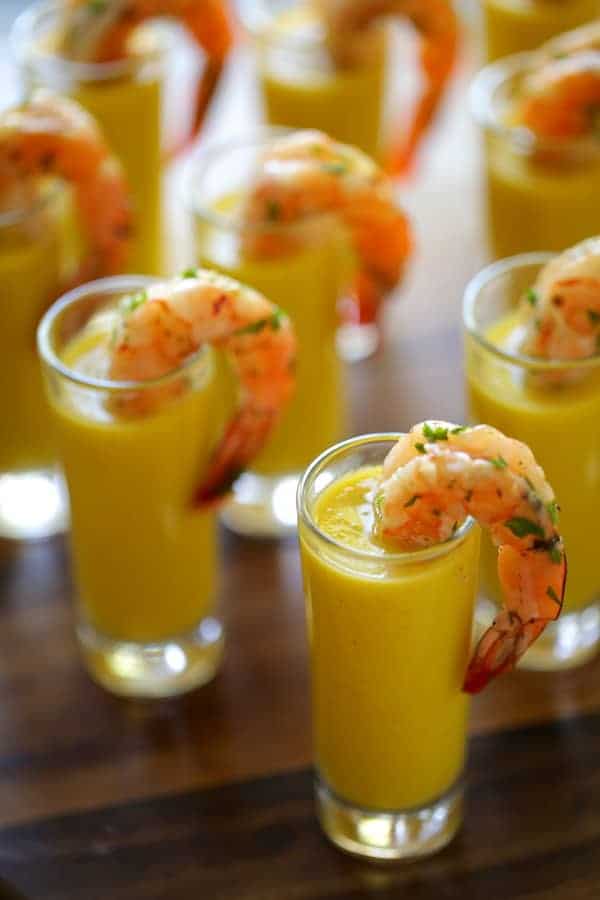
[51,327,225,643]
[482,0,600,62]
[257,7,387,160]
[485,136,600,259]
[72,68,163,275]
[466,310,600,613]
[0,215,61,473]
[299,466,480,811]
[196,209,353,475]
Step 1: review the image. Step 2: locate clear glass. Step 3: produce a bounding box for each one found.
[12,0,216,275]
[238,0,407,362]
[480,0,600,62]
[471,52,600,260]
[0,189,68,540]
[464,254,600,670]
[37,276,225,698]
[297,435,480,860]
[185,132,352,537]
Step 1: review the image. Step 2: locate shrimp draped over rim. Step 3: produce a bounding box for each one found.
[0,90,132,284]
[242,129,412,325]
[110,268,296,506]
[377,421,566,693]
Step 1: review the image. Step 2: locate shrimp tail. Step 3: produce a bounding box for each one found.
[463,545,567,693]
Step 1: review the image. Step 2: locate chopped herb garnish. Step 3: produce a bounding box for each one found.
[270,308,285,330]
[266,200,281,222]
[489,455,508,470]
[504,517,545,540]
[423,423,449,442]
[374,490,385,516]
[89,0,108,12]
[546,585,560,604]
[181,267,198,278]
[549,545,563,565]
[525,288,539,307]
[120,289,147,314]
[415,442,426,454]
[450,425,468,435]
[404,494,420,508]
[322,161,348,176]
[587,309,600,325]
[546,500,559,525]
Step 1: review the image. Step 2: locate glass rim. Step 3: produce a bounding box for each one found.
[236,0,325,51]
[37,275,208,392]
[0,179,61,228]
[297,433,476,566]
[11,0,161,83]
[470,52,600,156]
[183,127,337,235]
[463,252,600,372]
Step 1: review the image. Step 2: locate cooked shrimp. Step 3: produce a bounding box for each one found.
[522,236,600,361]
[110,268,296,505]
[56,0,233,144]
[315,0,459,173]
[243,130,412,324]
[376,421,566,693]
[0,90,132,282]
[517,54,600,140]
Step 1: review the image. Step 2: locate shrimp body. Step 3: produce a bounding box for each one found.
[110,268,296,505]
[377,422,566,693]
[243,130,411,323]
[517,54,600,140]
[315,0,459,173]
[0,90,132,282]
[522,236,600,360]
[57,0,233,144]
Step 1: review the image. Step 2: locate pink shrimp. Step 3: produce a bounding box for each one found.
[376,421,566,693]
[522,236,600,361]
[242,130,412,325]
[517,54,600,141]
[57,0,233,144]
[0,90,132,283]
[110,267,296,505]
[315,0,459,174]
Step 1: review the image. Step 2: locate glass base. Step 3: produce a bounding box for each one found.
[220,472,300,538]
[0,469,68,541]
[336,323,380,362]
[316,777,463,861]
[77,616,224,699]
[476,598,600,671]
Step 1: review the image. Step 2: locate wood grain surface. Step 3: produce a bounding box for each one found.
[1,10,599,898]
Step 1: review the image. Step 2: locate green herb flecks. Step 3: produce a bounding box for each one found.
[322,161,348,177]
[546,500,560,525]
[266,200,281,222]
[181,267,198,279]
[89,0,108,13]
[587,309,600,325]
[546,585,560,605]
[450,425,468,435]
[235,308,285,336]
[120,289,147,315]
[414,442,426,454]
[549,544,563,565]
[504,517,545,540]
[374,490,385,517]
[525,288,539,307]
[489,455,508,470]
[423,423,449,442]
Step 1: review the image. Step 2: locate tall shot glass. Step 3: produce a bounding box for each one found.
[464,253,600,669]
[37,276,226,698]
[297,435,480,860]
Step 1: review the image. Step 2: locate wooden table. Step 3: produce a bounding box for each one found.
[3,15,600,900]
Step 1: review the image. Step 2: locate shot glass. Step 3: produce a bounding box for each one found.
[464,253,600,669]
[38,276,225,697]
[298,435,480,860]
